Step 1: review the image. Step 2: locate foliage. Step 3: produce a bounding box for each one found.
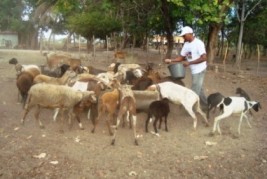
[0,0,24,31]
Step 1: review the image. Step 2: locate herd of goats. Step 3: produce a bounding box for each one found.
[9,51,261,145]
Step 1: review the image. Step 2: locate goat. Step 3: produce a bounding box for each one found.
[33,69,77,85]
[206,92,225,119]
[9,58,41,76]
[114,67,143,85]
[114,51,127,60]
[211,97,261,135]
[86,65,106,75]
[92,86,120,135]
[236,87,251,100]
[131,65,185,90]
[146,98,170,135]
[147,82,209,129]
[131,77,153,90]
[44,52,81,72]
[16,68,41,105]
[111,84,138,145]
[21,83,97,129]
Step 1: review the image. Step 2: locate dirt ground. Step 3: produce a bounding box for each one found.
[0,49,266,178]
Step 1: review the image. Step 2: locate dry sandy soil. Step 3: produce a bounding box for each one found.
[0,49,266,178]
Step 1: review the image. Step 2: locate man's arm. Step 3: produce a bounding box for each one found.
[165,56,185,63]
[185,53,207,66]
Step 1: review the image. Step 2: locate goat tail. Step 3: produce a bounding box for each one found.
[196,97,209,125]
[195,97,203,113]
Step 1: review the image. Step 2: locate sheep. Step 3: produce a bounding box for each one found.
[210,97,261,135]
[147,81,209,129]
[111,84,138,145]
[145,98,170,135]
[21,83,97,129]
[33,69,77,85]
[206,92,225,119]
[53,78,109,127]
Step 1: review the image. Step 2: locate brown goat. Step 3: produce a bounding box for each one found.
[16,68,41,105]
[111,85,138,145]
[45,52,82,72]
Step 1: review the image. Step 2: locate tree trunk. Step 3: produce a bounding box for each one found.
[160,0,175,58]
[30,29,39,49]
[235,1,246,70]
[207,24,222,64]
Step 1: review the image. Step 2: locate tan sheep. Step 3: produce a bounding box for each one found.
[21,83,97,129]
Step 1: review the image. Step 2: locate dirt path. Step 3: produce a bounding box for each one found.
[0,49,266,178]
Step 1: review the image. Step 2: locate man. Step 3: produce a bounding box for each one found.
[165,26,208,108]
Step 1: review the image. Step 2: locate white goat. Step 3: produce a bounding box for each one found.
[211,97,261,135]
[147,81,209,129]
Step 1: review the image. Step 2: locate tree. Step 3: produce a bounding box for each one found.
[234,0,263,69]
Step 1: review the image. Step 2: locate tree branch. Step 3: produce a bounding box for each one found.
[244,0,262,20]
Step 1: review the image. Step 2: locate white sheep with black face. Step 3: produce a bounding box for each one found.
[21,83,96,129]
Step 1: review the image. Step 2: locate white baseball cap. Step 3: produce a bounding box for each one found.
[179,26,193,36]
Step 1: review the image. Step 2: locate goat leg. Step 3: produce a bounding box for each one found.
[153,117,159,134]
[164,115,168,132]
[34,105,44,129]
[145,113,151,133]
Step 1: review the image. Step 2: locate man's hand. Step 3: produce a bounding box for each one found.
[182,61,190,67]
[164,59,172,63]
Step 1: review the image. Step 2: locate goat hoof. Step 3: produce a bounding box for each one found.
[79,127,85,130]
[134,140,139,146]
[39,125,45,129]
[208,131,215,137]
[91,129,95,133]
[111,140,115,145]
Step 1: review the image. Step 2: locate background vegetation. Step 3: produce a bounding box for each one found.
[0,0,266,66]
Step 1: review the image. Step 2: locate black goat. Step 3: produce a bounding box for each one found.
[145,98,170,134]
[236,87,251,100]
[236,87,253,117]
[207,92,225,119]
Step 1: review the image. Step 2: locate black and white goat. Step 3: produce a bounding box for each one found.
[211,97,261,135]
